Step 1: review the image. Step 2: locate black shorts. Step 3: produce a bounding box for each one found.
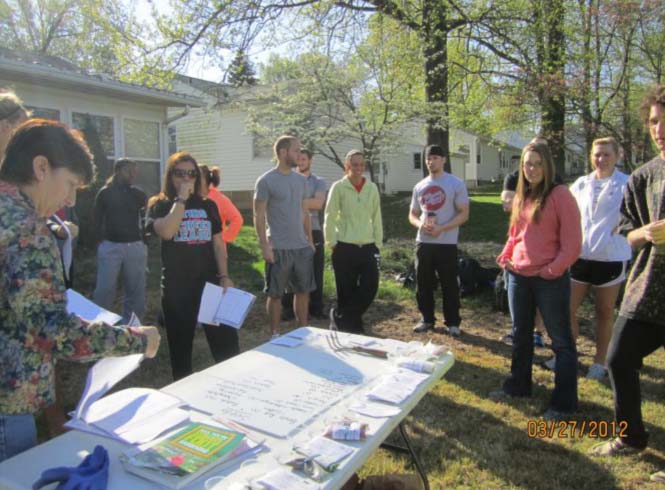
[570,258,626,287]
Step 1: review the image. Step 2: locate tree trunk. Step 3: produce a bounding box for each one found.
[423,0,450,175]
[540,0,566,178]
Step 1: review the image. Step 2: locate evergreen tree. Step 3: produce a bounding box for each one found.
[227,49,258,87]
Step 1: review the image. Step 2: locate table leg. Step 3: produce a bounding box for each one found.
[380,421,430,490]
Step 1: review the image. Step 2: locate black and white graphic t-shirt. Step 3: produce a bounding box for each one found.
[147,195,222,281]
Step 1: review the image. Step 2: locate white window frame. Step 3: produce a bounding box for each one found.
[70,110,117,160]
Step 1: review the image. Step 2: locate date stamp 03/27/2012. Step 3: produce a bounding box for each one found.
[527,420,628,439]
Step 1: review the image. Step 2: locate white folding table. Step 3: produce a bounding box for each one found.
[0,327,454,490]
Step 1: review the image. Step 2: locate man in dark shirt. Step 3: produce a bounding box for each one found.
[92,158,148,322]
[591,85,665,483]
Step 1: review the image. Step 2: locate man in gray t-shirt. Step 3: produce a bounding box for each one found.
[281,149,328,320]
[254,135,316,336]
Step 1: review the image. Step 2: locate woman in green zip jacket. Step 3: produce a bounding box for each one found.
[324,150,383,333]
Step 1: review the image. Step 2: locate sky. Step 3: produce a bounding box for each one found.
[134,0,282,83]
[135,0,224,81]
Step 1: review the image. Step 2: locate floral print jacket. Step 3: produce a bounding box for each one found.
[0,180,147,414]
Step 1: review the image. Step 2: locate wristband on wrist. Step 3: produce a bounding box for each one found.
[217,274,228,279]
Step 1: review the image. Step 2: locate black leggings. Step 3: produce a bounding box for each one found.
[162,278,239,381]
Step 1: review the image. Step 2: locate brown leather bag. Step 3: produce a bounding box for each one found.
[361,474,424,490]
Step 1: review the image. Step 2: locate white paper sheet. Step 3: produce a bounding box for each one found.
[256,468,321,490]
[83,387,183,434]
[66,289,123,325]
[366,369,430,405]
[73,353,144,420]
[286,327,317,340]
[366,382,414,405]
[197,283,256,329]
[269,336,303,348]
[349,402,401,418]
[65,406,190,445]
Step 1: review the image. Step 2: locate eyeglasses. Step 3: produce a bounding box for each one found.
[172,169,197,178]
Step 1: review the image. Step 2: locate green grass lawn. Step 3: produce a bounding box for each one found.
[54,190,665,490]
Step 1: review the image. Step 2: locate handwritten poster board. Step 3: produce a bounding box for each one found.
[164,346,374,438]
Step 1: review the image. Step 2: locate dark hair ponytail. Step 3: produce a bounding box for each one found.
[209,167,221,187]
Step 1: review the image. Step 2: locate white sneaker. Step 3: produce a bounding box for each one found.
[448,326,461,337]
[586,363,607,380]
[543,356,556,371]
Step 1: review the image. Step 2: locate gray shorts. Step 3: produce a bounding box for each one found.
[264,247,316,297]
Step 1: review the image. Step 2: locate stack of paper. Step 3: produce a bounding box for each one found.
[366,369,430,405]
[198,283,256,329]
[67,387,188,444]
[295,436,354,472]
[66,350,188,444]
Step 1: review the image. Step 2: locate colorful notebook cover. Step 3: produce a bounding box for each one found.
[129,422,245,476]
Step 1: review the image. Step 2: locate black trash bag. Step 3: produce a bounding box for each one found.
[494,271,510,313]
[395,261,416,289]
[458,257,482,297]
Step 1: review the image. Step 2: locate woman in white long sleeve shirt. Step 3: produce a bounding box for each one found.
[568,137,631,379]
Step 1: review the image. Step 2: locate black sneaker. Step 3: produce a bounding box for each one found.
[413,321,434,333]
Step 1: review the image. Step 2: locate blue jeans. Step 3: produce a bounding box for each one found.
[504,272,578,413]
[0,413,36,463]
[93,240,147,322]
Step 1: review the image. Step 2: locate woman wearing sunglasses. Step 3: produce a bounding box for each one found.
[146,152,238,381]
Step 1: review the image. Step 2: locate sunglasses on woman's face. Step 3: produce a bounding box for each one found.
[172,169,197,178]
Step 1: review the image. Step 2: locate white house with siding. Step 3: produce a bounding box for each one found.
[0,48,202,197]
[170,76,530,208]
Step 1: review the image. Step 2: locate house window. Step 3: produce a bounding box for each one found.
[28,106,60,121]
[413,152,421,170]
[124,118,161,197]
[72,112,115,157]
[168,126,177,155]
[124,119,160,159]
[131,160,161,198]
[476,140,481,165]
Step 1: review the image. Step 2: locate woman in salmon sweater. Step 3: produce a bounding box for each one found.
[495,142,582,419]
[199,165,243,243]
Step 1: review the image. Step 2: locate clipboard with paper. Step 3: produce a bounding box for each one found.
[197,282,256,329]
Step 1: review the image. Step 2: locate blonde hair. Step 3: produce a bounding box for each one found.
[0,90,29,123]
[590,137,619,158]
